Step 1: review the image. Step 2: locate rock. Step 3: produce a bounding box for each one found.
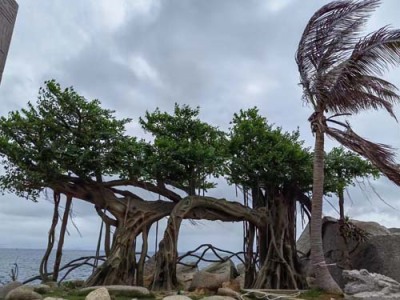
[85,287,111,300]
[0,281,22,299]
[163,295,192,300]
[236,264,245,276]
[61,279,85,289]
[351,235,400,284]
[351,220,391,236]
[79,285,150,297]
[343,269,400,299]
[297,217,400,287]
[221,280,240,292]
[201,296,236,300]
[202,259,239,278]
[176,262,198,290]
[189,272,228,291]
[297,217,391,257]
[389,228,400,235]
[32,284,51,294]
[43,298,67,300]
[5,285,42,300]
[41,282,57,289]
[189,259,239,291]
[217,287,241,299]
[144,255,157,277]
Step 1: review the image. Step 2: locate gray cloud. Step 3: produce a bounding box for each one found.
[0,0,400,254]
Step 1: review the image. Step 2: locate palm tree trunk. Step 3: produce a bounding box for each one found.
[310,129,342,294]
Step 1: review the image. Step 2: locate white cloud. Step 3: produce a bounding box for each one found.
[93,0,161,32]
[128,55,162,85]
[263,0,295,13]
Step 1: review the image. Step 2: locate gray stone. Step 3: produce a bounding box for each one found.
[343,269,400,299]
[389,228,400,235]
[5,285,42,300]
[163,295,192,300]
[189,272,228,291]
[32,284,51,294]
[79,285,150,297]
[176,262,198,290]
[202,259,239,278]
[217,287,241,299]
[0,281,22,299]
[201,296,236,300]
[43,298,66,300]
[297,217,400,287]
[297,217,390,257]
[189,259,239,291]
[236,263,245,276]
[85,287,111,300]
[144,255,157,277]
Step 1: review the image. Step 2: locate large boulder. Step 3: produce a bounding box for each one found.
[202,259,239,278]
[85,287,111,300]
[163,295,193,300]
[176,262,199,290]
[79,285,150,298]
[31,284,51,294]
[189,259,239,291]
[297,217,400,288]
[343,269,400,299]
[0,281,22,299]
[389,228,400,235]
[5,285,42,300]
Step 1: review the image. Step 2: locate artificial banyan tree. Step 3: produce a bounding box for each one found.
[0,81,376,290]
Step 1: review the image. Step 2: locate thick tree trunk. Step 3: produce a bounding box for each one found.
[253,192,304,289]
[104,222,111,257]
[53,194,72,281]
[310,129,342,294]
[244,223,256,288]
[86,199,174,286]
[152,196,268,291]
[40,192,60,282]
[251,188,268,265]
[86,226,137,285]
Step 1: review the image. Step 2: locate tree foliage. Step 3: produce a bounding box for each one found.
[0,80,142,200]
[227,107,312,193]
[325,146,380,196]
[139,104,227,195]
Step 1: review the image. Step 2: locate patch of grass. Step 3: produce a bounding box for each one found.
[42,287,155,300]
[300,288,344,299]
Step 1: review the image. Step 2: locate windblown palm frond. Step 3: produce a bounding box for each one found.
[326,125,400,185]
[296,0,381,107]
[325,27,400,116]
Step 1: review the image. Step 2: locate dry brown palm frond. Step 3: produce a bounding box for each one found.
[296,0,381,106]
[324,27,400,114]
[325,126,400,186]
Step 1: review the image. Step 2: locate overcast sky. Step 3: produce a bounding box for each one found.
[1,0,400,254]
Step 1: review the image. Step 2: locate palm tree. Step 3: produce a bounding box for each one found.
[296,0,400,293]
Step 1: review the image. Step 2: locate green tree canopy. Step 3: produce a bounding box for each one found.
[0,80,143,200]
[227,107,312,195]
[325,146,380,196]
[324,146,380,220]
[139,104,227,195]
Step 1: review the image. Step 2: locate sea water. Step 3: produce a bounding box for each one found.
[0,248,243,285]
[0,248,97,284]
